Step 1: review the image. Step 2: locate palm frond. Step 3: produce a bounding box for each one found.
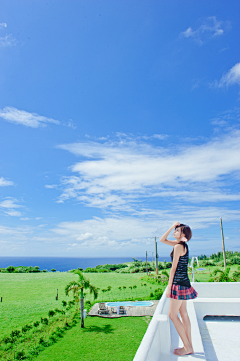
[65,281,82,296]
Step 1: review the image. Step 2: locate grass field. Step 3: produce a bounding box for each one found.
[1,265,239,360]
[34,316,149,361]
[0,271,161,338]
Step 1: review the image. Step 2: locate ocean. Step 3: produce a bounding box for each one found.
[0,256,171,272]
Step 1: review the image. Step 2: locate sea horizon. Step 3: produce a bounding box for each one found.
[0,256,171,272]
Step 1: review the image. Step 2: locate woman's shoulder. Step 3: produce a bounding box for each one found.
[174,243,185,252]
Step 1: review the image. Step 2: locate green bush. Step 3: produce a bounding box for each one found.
[15,350,26,360]
[6,266,15,273]
[232,256,240,265]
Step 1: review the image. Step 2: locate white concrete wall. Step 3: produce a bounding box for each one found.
[133,288,170,361]
[133,282,240,361]
[192,282,240,298]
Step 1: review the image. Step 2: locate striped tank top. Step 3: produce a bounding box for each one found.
[172,243,191,288]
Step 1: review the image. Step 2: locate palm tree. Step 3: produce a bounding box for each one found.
[123,286,126,298]
[129,286,133,299]
[232,270,240,281]
[211,267,232,282]
[161,270,169,285]
[107,286,112,299]
[65,270,98,328]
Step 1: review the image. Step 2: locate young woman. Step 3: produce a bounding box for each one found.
[160,222,197,356]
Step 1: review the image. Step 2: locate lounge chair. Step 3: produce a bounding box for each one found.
[98,302,109,315]
[119,306,125,314]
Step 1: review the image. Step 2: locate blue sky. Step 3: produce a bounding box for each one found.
[0,0,239,257]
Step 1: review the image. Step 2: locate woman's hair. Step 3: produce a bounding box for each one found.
[170,224,192,261]
[177,224,192,241]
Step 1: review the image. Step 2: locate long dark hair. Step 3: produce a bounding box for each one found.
[170,224,192,261]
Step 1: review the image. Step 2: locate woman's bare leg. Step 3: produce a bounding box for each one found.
[168,298,193,355]
[174,300,193,353]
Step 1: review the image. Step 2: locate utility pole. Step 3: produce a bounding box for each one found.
[146,251,148,275]
[220,217,226,269]
[152,236,159,275]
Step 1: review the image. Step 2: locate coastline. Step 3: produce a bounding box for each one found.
[0,256,171,272]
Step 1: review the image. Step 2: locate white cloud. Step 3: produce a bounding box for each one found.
[0,22,7,28]
[210,107,240,128]
[0,34,17,47]
[0,225,30,237]
[218,62,240,88]
[0,177,14,186]
[5,210,22,217]
[0,198,22,217]
[57,131,240,209]
[181,17,228,45]
[76,232,93,241]
[52,205,240,250]
[0,107,60,128]
[21,217,29,221]
[0,198,21,208]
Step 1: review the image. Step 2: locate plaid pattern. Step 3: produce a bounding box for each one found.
[170,285,198,300]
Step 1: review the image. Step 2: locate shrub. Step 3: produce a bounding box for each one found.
[51,269,56,272]
[232,256,240,265]
[153,288,163,299]
[48,310,55,317]
[6,266,15,273]
[15,350,26,360]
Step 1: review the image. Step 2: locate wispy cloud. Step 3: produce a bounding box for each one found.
[5,210,22,217]
[0,198,21,209]
[210,107,240,128]
[0,198,22,217]
[56,131,240,210]
[0,107,60,128]
[0,22,7,29]
[0,34,17,47]
[217,62,240,88]
[0,225,31,239]
[0,177,14,186]
[181,16,229,45]
[52,205,240,252]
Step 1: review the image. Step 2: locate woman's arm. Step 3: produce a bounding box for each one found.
[160,222,180,246]
[166,244,183,298]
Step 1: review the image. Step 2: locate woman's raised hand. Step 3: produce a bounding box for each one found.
[172,222,180,228]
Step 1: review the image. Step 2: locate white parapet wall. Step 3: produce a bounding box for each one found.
[133,287,170,361]
[133,282,240,361]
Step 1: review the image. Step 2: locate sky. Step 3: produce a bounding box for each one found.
[0,0,239,258]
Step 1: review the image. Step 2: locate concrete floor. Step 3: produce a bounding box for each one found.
[88,301,159,318]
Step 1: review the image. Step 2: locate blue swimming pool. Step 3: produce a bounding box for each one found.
[106,301,153,307]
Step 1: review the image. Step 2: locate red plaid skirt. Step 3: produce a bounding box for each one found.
[170,284,198,300]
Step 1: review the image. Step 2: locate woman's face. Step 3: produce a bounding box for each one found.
[173,226,182,239]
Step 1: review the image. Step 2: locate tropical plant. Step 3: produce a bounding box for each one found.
[107,285,112,298]
[210,267,233,282]
[65,270,98,328]
[133,285,137,297]
[232,270,240,281]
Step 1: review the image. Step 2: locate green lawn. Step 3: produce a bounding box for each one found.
[1,265,238,360]
[0,272,160,337]
[34,316,149,361]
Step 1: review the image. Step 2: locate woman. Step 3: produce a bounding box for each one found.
[160,222,197,356]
